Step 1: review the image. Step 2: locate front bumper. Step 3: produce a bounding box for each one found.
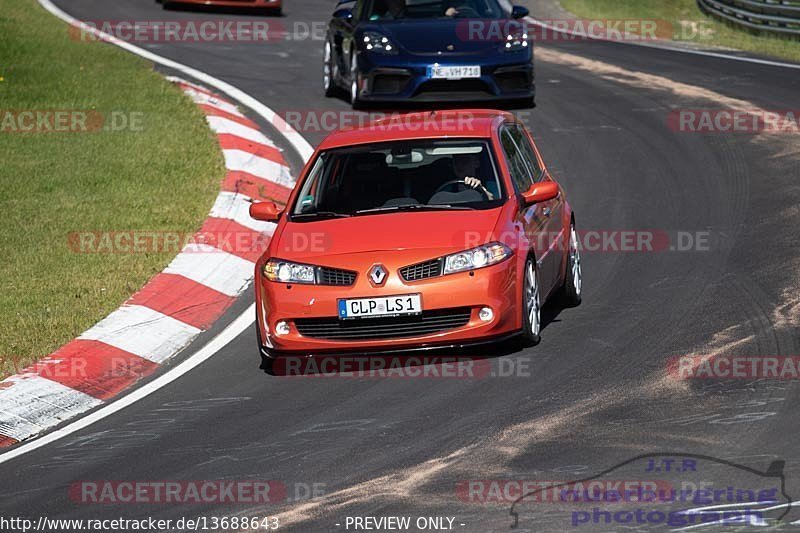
[260,331,521,360]
[256,257,520,356]
[356,52,534,103]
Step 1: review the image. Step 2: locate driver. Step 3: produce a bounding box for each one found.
[381,0,406,19]
[453,153,495,200]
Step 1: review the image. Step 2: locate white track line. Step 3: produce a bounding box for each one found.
[526,16,800,70]
[0,0,314,465]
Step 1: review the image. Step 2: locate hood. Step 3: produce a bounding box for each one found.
[273,208,503,262]
[365,19,522,55]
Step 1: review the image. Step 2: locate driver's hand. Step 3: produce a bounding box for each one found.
[464,176,481,189]
[464,177,494,199]
[445,7,458,16]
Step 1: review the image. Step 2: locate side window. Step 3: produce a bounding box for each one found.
[500,127,533,193]
[293,156,325,214]
[510,125,543,182]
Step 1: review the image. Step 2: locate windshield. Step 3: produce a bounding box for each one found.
[291,139,505,219]
[366,0,507,21]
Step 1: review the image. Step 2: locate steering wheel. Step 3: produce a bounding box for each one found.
[451,6,480,17]
[432,179,492,200]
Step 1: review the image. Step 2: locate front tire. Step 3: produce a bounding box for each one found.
[323,39,337,97]
[349,52,363,109]
[521,257,542,346]
[561,221,582,307]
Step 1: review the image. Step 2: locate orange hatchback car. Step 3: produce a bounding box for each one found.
[250,110,581,365]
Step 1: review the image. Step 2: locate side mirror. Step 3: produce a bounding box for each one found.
[511,5,529,19]
[333,8,353,20]
[250,201,283,222]
[521,181,559,205]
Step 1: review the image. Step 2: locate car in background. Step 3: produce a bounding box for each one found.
[249,109,580,367]
[323,0,534,108]
[158,0,282,16]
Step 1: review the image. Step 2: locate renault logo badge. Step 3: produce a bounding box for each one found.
[369,264,388,286]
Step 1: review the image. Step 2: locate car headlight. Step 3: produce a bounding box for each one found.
[363,31,398,54]
[263,259,316,284]
[443,242,513,275]
[503,32,529,52]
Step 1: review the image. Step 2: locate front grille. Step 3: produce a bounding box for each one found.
[317,267,356,286]
[399,258,442,281]
[372,74,410,95]
[295,307,472,340]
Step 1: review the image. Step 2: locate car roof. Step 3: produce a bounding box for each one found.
[317,109,516,150]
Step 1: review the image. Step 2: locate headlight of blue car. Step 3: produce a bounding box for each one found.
[502,31,529,52]
[363,32,398,54]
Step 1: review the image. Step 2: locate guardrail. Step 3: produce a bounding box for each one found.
[697,0,800,36]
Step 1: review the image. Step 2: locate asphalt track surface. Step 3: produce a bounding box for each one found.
[2,1,800,531]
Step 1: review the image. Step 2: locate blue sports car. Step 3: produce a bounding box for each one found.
[324,0,534,108]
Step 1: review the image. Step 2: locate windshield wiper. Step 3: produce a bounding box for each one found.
[291,211,352,220]
[354,204,474,215]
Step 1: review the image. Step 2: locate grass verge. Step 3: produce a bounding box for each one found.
[559,0,800,63]
[0,1,225,377]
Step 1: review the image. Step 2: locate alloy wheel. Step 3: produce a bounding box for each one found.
[525,261,540,336]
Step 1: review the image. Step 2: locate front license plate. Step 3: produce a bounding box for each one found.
[427,65,481,80]
[338,294,422,320]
